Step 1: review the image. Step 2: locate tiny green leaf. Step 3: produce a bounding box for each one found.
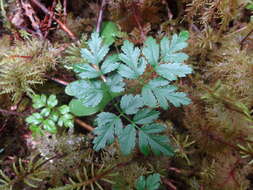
[160,34,189,63]
[81,32,109,65]
[133,108,160,124]
[101,54,120,74]
[43,119,57,134]
[135,176,146,190]
[179,30,190,41]
[135,174,161,190]
[73,64,101,79]
[120,94,144,115]
[58,105,70,114]
[143,37,159,67]
[156,63,192,81]
[60,113,73,121]
[246,3,253,11]
[106,74,125,93]
[64,120,74,128]
[101,21,120,45]
[49,111,59,122]
[119,125,136,155]
[47,95,58,108]
[40,107,51,117]
[146,174,161,190]
[142,78,191,109]
[32,94,47,109]
[139,124,174,156]
[118,40,146,79]
[26,113,43,125]
[29,125,43,135]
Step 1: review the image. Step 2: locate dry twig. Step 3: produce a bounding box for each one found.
[30,0,76,40]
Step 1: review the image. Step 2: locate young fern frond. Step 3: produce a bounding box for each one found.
[49,163,117,190]
[0,169,12,190]
[0,154,48,189]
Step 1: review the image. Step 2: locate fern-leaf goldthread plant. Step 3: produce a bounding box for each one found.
[25,94,74,135]
[65,31,193,156]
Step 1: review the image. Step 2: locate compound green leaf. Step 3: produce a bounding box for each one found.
[120,94,144,115]
[81,32,109,65]
[133,108,160,125]
[143,37,159,67]
[156,63,192,81]
[101,54,120,74]
[118,40,146,79]
[119,124,136,155]
[139,124,174,156]
[73,64,101,79]
[142,78,191,109]
[93,112,123,151]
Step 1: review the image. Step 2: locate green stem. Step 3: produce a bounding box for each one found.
[113,103,140,129]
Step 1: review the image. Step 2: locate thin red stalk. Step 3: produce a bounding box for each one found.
[0,108,29,117]
[75,118,94,132]
[46,76,69,86]
[240,28,253,50]
[219,159,240,188]
[200,128,253,158]
[131,2,145,41]
[96,0,107,33]
[43,0,57,39]
[30,0,76,40]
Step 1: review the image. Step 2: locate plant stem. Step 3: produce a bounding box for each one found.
[75,118,94,132]
[96,0,107,33]
[0,108,29,117]
[94,0,107,82]
[113,103,140,129]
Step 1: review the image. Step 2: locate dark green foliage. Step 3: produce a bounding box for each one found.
[65,31,192,156]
